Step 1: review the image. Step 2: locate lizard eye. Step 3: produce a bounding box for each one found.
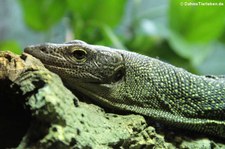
[72,49,87,61]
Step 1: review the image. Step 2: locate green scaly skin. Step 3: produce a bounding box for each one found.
[24,40,225,138]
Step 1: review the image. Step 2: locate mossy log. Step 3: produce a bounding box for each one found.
[0,51,224,149]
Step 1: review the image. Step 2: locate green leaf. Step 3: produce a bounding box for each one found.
[67,0,126,27]
[169,0,225,43]
[169,32,213,66]
[101,25,126,49]
[67,0,126,43]
[0,41,22,54]
[168,0,225,66]
[19,0,67,31]
[198,42,225,75]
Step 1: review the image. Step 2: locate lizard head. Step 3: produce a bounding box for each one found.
[24,40,130,108]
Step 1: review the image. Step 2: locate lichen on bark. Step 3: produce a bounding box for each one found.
[0,51,225,149]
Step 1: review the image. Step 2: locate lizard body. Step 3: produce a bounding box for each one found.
[24,40,225,138]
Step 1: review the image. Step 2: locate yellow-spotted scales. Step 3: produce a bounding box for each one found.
[24,40,225,139]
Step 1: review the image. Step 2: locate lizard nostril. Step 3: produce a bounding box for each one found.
[24,47,30,53]
[40,47,47,53]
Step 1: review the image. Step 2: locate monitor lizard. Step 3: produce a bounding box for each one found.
[24,40,225,139]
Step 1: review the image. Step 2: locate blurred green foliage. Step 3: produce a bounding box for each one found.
[19,0,126,44]
[19,0,67,31]
[0,41,21,54]
[169,0,225,66]
[1,0,225,74]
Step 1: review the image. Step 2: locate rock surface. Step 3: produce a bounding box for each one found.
[0,51,225,149]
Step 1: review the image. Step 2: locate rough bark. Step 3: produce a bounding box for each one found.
[0,51,224,149]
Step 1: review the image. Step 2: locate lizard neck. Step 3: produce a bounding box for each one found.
[123,52,225,120]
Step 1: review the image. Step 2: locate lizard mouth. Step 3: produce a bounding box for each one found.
[43,64,105,84]
[43,63,124,85]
